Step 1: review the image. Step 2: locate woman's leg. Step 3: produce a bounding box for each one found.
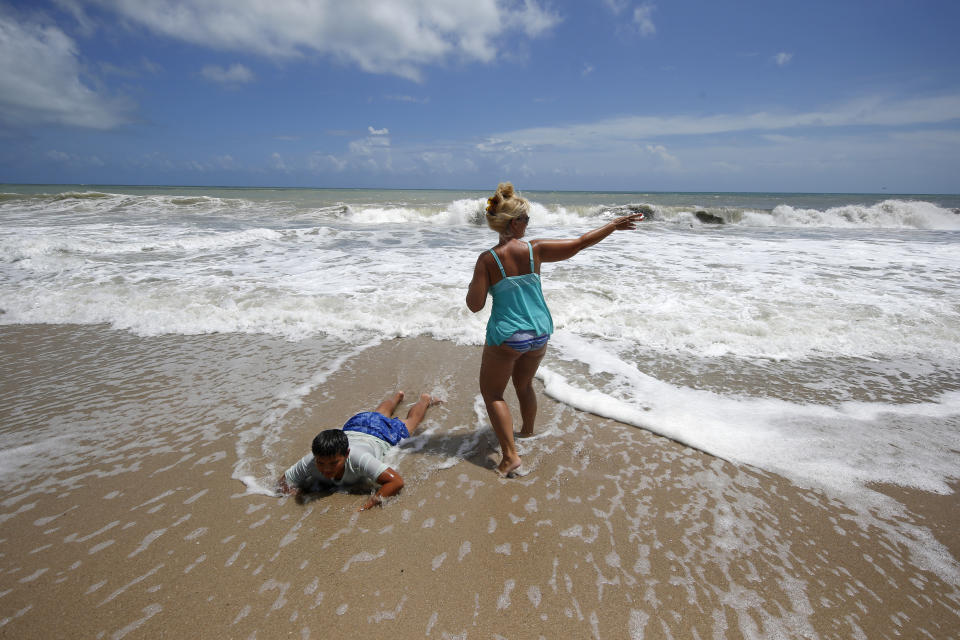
[513,345,547,437]
[479,344,524,475]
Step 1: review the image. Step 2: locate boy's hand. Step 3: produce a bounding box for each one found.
[357,468,404,512]
[357,495,383,512]
[278,475,300,497]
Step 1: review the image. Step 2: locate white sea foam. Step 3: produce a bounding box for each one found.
[541,334,960,498]
[759,200,960,230]
[4,196,957,363]
[2,186,958,524]
[496,579,516,610]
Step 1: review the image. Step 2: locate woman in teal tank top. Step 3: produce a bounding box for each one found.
[466,182,644,477]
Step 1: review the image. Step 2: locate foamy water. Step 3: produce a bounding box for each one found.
[2,186,959,507]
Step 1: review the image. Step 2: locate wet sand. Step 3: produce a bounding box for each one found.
[1,332,959,638]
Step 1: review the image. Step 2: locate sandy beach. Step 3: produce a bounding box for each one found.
[1,328,958,639]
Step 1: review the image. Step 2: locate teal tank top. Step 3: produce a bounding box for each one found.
[485,243,554,346]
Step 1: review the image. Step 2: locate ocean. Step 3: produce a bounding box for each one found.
[2,185,958,500]
[3,184,960,637]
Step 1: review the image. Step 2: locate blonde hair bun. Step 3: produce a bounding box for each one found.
[485,182,529,234]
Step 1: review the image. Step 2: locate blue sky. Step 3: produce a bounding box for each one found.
[1,0,958,192]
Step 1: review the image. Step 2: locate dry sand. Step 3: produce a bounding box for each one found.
[1,336,958,639]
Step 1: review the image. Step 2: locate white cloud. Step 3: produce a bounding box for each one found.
[633,4,656,37]
[258,99,959,190]
[341,130,393,171]
[98,56,162,78]
[417,151,457,173]
[0,13,132,129]
[763,134,801,144]
[774,52,793,67]
[46,149,105,165]
[386,94,429,104]
[270,152,288,171]
[350,136,390,155]
[305,128,495,176]
[200,63,255,85]
[180,154,242,172]
[582,63,595,76]
[308,152,348,172]
[100,61,139,78]
[305,140,479,177]
[602,0,629,14]
[475,137,532,154]
[511,0,561,36]
[645,143,679,168]
[458,99,960,190]
[483,94,960,150]
[215,154,237,168]
[141,57,163,74]
[53,0,99,37]
[89,0,561,81]
[887,129,960,145]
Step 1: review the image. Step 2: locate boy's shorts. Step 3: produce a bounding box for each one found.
[342,411,410,446]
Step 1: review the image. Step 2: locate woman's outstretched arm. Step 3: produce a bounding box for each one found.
[536,213,643,263]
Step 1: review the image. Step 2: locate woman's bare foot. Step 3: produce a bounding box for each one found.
[517,428,535,438]
[496,455,522,477]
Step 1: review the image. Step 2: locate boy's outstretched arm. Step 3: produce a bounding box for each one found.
[358,468,405,511]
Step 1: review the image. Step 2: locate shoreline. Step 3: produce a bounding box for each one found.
[870,479,960,564]
[1,329,958,638]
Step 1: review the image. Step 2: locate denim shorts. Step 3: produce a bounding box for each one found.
[502,330,550,353]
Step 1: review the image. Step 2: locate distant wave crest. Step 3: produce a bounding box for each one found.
[617,199,960,230]
[2,191,958,230]
[761,200,960,230]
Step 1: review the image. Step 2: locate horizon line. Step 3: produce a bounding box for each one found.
[2,182,957,197]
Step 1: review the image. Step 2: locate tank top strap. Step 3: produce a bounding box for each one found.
[488,249,507,278]
[527,242,535,273]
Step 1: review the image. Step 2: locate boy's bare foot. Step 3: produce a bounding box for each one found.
[401,392,443,434]
[421,393,443,407]
[376,391,406,417]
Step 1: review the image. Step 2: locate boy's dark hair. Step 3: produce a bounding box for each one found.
[312,429,349,457]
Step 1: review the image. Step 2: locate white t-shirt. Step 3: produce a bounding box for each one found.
[284,431,391,491]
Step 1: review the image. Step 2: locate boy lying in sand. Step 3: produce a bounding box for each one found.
[278,391,440,511]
